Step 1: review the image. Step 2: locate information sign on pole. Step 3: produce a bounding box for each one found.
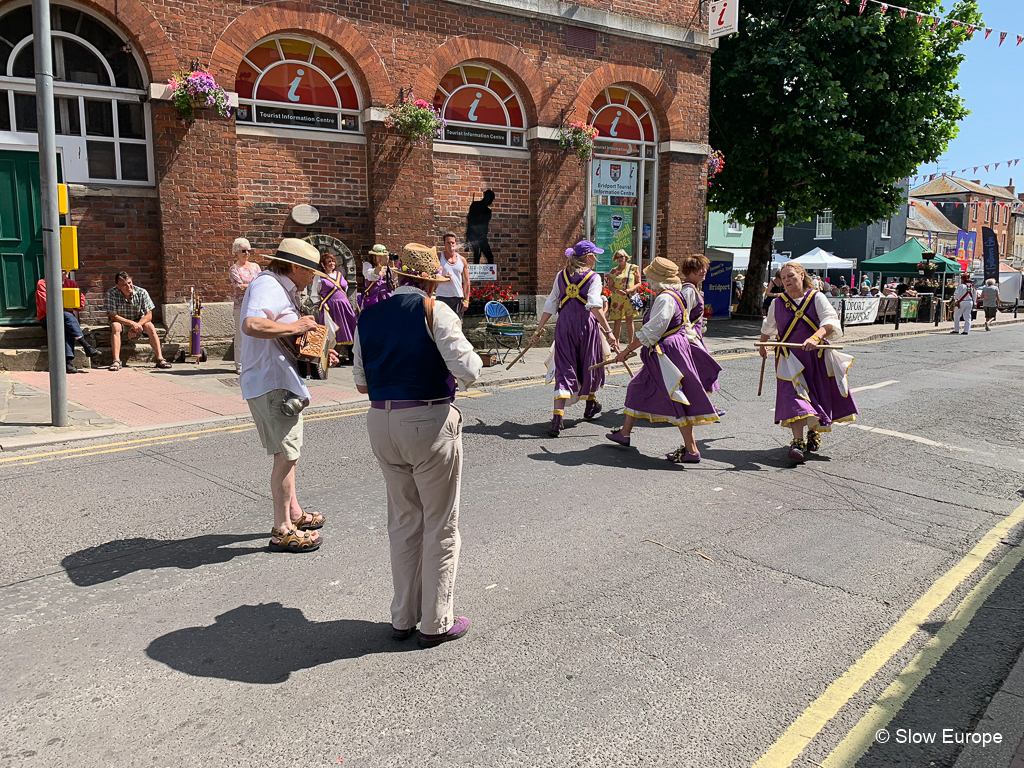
[709,0,739,40]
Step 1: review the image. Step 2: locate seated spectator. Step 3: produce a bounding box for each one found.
[895,283,918,298]
[35,271,100,374]
[103,271,171,370]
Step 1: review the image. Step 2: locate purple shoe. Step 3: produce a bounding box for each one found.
[666,446,701,463]
[788,438,806,463]
[606,430,630,447]
[584,400,603,419]
[548,414,563,437]
[716,407,727,417]
[417,616,470,648]
[392,625,417,641]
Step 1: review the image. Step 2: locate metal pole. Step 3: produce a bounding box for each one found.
[33,0,67,426]
[895,298,901,330]
[840,298,846,333]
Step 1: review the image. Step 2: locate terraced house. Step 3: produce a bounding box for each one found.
[0,0,715,337]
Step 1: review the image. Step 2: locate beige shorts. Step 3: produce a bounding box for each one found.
[247,389,304,460]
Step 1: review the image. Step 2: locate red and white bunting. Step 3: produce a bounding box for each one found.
[999,31,1007,46]
[985,28,993,40]
[859,0,868,14]
[1018,35,1024,46]
[916,13,924,25]
[880,3,888,14]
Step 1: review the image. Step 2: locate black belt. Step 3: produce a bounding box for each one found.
[370,398,452,410]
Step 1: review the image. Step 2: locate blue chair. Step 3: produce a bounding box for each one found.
[483,301,524,362]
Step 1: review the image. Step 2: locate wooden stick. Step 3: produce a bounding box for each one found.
[642,539,681,554]
[622,359,636,378]
[505,339,537,370]
[757,354,767,397]
[589,353,637,370]
[754,341,845,350]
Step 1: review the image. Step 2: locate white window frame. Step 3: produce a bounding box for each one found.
[235,35,363,134]
[880,219,891,239]
[0,1,153,185]
[434,64,526,150]
[773,211,784,240]
[727,217,742,234]
[815,210,833,239]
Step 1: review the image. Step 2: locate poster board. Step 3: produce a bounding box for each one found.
[594,205,634,273]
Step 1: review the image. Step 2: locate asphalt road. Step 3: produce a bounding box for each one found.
[2,326,1024,768]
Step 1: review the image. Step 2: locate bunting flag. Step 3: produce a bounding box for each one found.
[985,28,993,39]
[910,160,1023,185]
[899,8,907,19]
[999,31,1007,46]
[974,167,979,173]
[931,17,940,31]
[880,3,888,15]
[916,13,923,25]
[859,0,869,14]
[1018,35,1024,46]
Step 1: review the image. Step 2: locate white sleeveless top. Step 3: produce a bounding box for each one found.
[436,254,466,298]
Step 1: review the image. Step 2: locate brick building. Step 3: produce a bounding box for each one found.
[0,0,714,335]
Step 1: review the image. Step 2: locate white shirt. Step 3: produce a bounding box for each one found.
[541,270,604,315]
[635,291,685,347]
[363,262,383,284]
[435,253,467,298]
[239,271,310,401]
[953,283,974,303]
[352,285,482,392]
[761,291,842,339]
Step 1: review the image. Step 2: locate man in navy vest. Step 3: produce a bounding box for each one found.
[354,243,482,648]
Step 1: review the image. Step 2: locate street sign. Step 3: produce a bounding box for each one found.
[709,0,739,39]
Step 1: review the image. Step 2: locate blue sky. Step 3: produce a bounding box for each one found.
[914,0,1023,189]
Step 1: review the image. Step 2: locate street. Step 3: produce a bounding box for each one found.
[3,326,1024,768]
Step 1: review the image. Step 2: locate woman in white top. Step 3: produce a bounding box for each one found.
[434,232,470,317]
[229,237,261,374]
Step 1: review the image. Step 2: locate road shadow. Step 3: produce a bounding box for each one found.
[854,552,1024,767]
[146,602,417,683]
[61,533,267,586]
[462,418,547,440]
[527,444,683,472]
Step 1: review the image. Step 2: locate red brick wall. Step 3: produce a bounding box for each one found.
[532,142,588,289]
[658,151,707,263]
[433,153,532,293]
[69,193,162,325]
[236,134,370,281]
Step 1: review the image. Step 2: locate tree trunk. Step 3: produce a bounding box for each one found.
[736,214,778,319]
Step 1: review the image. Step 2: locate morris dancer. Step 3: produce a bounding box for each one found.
[361,244,395,310]
[315,252,358,361]
[759,261,857,463]
[951,272,974,335]
[605,257,719,463]
[530,240,619,437]
[678,254,726,416]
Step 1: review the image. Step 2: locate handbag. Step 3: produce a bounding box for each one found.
[627,267,644,311]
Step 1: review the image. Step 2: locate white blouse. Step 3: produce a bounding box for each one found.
[363,262,383,284]
[635,291,684,347]
[542,270,604,315]
[761,291,841,339]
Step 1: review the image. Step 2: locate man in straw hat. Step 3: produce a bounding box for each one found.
[239,237,335,553]
[354,243,482,648]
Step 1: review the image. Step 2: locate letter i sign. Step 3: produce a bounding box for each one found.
[709,0,739,39]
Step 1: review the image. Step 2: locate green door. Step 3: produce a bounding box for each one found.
[0,149,45,325]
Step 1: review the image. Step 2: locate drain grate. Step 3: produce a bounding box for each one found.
[219,377,240,388]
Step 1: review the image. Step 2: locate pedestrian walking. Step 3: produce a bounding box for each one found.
[981,278,999,331]
[530,241,619,437]
[240,238,332,553]
[229,237,261,374]
[759,262,857,463]
[952,273,974,335]
[361,244,395,309]
[678,254,725,415]
[353,243,482,648]
[314,251,358,362]
[605,257,720,463]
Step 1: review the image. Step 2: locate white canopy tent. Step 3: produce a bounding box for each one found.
[792,247,854,271]
[725,249,789,271]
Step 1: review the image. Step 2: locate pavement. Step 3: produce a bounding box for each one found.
[2,323,1024,766]
[2,313,1021,452]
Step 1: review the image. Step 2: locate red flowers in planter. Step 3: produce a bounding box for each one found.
[469,284,519,302]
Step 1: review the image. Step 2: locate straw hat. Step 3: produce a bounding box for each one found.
[643,257,681,284]
[267,238,328,277]
[367,244,389,257]
[397,243,450,283]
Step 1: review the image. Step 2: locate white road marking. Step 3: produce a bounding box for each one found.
[850,379,899,393]
[849,424,971,452]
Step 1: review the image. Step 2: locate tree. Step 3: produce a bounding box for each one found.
[709,0,980,317]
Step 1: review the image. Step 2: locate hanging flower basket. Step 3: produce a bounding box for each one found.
[558,121,599,166]
[167,70,232,125]
[385,93,444,146]
[706,149,725,188]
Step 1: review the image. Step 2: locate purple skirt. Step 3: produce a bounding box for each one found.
[691,334,722,393]
[773,347,858,430]
[320,293,358,345]
[552,305,605,401]
[624,334,719,426]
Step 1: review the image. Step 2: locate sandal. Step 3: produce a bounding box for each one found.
[291,511,325,531]
[154,359,172,369]
[268,527,321,553]
[108,360,122,371]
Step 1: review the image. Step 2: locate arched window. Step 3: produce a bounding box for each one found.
[235,36,361,133]
[588,87,656,157]
[0,3,151,183]
[432,64,525,148]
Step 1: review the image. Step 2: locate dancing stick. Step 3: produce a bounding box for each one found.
[622,359,636,378]
[589,353,637,370]
[757,355,767,397]
[505,339,537,370]
[754,341,845,350]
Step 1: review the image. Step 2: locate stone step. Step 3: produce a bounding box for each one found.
[0,340,235,372]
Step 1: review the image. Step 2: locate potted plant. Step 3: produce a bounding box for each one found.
[706,149,725,188]
[384,92,444,146]
[167,69,232,125]
[558,121,599,166]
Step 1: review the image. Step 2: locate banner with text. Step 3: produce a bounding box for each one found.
[981,227,1000,283]
[594,206,634,273]
[827,296,880,325]
[592,159,638,198]
[467,264,497,281]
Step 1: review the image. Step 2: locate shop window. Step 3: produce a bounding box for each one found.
[727,218,742,234]
[880,219,890,238]
[235,36,361,132]
[432,64,525,148]
[0,4,151,183]
[816,210,833,239]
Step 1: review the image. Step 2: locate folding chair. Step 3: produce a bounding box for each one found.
[483,301,524,362]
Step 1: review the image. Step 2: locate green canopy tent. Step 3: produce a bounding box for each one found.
[860,238,961,277]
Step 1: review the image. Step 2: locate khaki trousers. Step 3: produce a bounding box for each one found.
[366,403,463,635]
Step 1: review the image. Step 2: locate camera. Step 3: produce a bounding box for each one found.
[281,395,307,417]
[388,252,400,262]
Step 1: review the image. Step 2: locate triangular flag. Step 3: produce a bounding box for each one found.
[931,17,940,31]
[985,28,993,39]
[916,13,924,25]
[985,165,990,172]
[950,20,959,29]
[967,24,977,37]
[995,163,1000,170]
[880,3,888,15]
[974,167,979,173]
[1000,31,1007,46]
[899,8,907,19]
[1017,35,1023,46]
[1015,159,1020,166]
[859,0,868,14]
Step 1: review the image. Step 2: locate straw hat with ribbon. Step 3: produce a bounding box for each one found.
[643,256,682,285]
[268,238,329,277]
[367,244,390,258]
[397,243,451,283]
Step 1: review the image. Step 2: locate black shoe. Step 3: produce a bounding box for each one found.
[548,414,563,437]
[392,625,417,641]
[66,361,79,374]
[83,343,101,359]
